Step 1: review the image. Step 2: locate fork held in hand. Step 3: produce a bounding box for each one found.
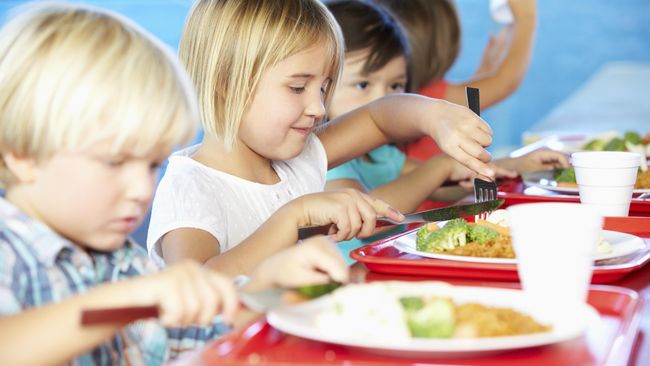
[473,178,498,221]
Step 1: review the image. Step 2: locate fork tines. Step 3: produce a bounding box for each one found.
[473,178,498,221]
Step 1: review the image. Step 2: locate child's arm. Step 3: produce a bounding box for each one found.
[494,148,570,173]
[326,155,470,214]
[0,261,237,366]
[444,0,537,109]
[319,94,495,178]
[161,190,403,276]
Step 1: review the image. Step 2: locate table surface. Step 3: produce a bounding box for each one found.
[523,61,650,143]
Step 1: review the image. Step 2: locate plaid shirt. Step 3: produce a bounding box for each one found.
[0,198,229,365]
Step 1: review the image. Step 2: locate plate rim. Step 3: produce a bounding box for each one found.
[392,229,646,264]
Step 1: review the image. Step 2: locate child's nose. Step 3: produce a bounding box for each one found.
[126,168,155,204]
[305,94,326,119]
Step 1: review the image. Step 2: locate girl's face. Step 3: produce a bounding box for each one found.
[16,139,166,251]
[238,45,332,161]
[328,50,407,119]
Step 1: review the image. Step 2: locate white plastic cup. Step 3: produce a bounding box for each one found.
[572,151,641,217]
[507,203,603,321]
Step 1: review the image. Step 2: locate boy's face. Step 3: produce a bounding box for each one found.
[328,50,407,119]
[12,139,167,251]
[238,45,331,161]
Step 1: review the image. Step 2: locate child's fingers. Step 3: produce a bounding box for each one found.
[208,274,238,325]
[459,139,493,164]
[471,125,493,147]
[454,144,495,179]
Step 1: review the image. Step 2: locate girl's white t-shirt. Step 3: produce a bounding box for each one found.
[146,134,328,267]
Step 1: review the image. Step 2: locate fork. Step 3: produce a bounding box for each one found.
[473,178,499,221]
[466,86,498,221]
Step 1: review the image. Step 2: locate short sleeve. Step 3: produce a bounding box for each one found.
[327,160,362,182]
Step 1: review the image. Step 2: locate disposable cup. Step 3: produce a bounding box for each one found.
[507,203,603,322]
[571,151,641,216]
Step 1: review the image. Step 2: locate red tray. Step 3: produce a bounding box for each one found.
[190,286,643,366]
[497,179,650,216]
[350,217,650,283]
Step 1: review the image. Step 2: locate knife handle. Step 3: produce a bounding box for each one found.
[297,219,398,240]
[81,305,159,326]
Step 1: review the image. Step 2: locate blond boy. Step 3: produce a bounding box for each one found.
[0,3,347,365]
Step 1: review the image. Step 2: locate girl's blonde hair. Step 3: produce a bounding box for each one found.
[0,2,198,186]
[375,0,461,90]
[180,0,344,150]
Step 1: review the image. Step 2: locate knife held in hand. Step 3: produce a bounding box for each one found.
[297,199,504,240]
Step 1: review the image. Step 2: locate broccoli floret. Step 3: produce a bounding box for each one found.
[443,218,469,231]
[554,167,576,183]
[604,137,626,151]
[400,296,455,338]
[624,131,642,145]
[295,282,342,299]
[468,224,499,244]
[582,139,606,151]
[416,220,468,252]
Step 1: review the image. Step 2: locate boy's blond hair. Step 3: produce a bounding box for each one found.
[0,3,198,186]
[180,0,344,150]
[374,0,461,90]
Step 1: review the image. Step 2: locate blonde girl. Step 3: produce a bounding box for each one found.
[148,0,494,275]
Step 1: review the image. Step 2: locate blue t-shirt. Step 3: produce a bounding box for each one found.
[326,145,407,263]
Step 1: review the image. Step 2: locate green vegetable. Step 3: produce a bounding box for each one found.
[624,131,642,145]
[468,224,499,244]
[295,282,342,299]
[582,139,606,151]
[400,296,455,338]
[554,167,576,183]
[603,137,625,151]
[415,219,468,252]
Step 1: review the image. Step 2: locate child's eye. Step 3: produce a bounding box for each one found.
[290,86,306,94]
[104,158,125,167]
[355,81,369,90]
[391,82,406,92]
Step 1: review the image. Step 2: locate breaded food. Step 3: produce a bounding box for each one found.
[455,303,552,337]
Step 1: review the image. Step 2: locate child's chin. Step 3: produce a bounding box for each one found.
[84,237,129,253]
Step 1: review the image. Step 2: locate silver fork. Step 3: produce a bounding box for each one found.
[466,86,498,221]
[473,178,498,221]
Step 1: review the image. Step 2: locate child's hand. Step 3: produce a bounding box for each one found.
[427,101,495,179]
[132,261,238,327]
[294,189,404,241]
[498,148,570,173]
[246,236,349,291]
[474,26,512,79]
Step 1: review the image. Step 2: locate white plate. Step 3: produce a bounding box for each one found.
[392,229,646,264]
[267,284,600,358]
[521,169,650,195]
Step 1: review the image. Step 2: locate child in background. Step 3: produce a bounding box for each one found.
[0,4,347,365]
[375,0,537,161]
[147,0,495,276]
[324,0,568,260]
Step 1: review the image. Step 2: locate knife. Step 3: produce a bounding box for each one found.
[297,199,504,240]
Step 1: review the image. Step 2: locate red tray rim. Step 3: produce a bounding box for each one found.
[350,217,650,281]
[197,285,644,366]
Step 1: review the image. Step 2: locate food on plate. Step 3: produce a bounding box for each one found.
[315,282,551,340]
[581,131,650,157]
[295,281,342,299]
[415,210,612,258]
[553,167,650,189]
[416,216,515,258]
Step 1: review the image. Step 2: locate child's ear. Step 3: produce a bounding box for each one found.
[2,153,38,184]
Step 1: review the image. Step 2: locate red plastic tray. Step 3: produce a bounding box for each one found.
[497,179,650,216]
[350,217,650,283]
[190,286,643,366]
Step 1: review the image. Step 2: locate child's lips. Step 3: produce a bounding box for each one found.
[114,217,140,233]
[292,126,313,135]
